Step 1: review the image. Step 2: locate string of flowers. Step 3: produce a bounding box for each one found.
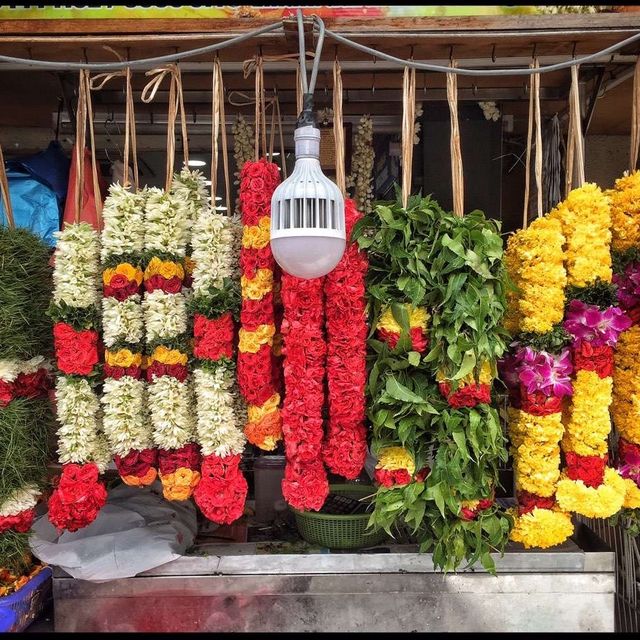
[502,217,574,548]
[47,222,109,531]
[322,199,369,479]
[237,158,282,451]
[190,200,247,524]
[347,114,375,215]
[280,273,329,511]
[550,184,628,518]
[143,183,199,501]
[609,171,640,527]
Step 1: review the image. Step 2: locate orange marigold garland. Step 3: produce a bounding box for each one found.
[237,158,282,451]
[322,198,369,479]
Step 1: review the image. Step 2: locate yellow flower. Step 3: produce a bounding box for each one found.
[247,393,281,423]
[376,446,415,474]
[241,268,273,300]
[608,170,640,252]
[159,467,201,501]
[103,262,143,286]
[105,348,142,368]
[238,324,275,353]
[622,477,640,509]
[242,216,271,249]
[144,256,184,281]
[562,370,612,458]
[549,183,612,287]
[377,304,430,333]
[150,345,188,366]
[509,507,574,549]
[556,467,626,518]
[612,325,640,445]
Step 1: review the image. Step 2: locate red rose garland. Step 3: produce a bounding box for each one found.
[322,198,369,479]
[280,275,329,511]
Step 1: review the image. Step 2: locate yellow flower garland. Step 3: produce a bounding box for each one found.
[241,216,271,250]
[556,467,626,518]
[549,183,612,287]
[612,325,640,445]
[143,256,185,281]
[103,262,143,286]
[622,477,640,509]
[149,345,188,366]
[238,324,276,353]
[607,170,640,253]
[509,507,574,550]
[241,268,274,300]
[376,446,416,474]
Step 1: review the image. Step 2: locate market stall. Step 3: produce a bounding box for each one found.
[1,5,640,633]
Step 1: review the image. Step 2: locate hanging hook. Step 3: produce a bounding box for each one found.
[449,45,454,63]
[572,42,577,59]
[83,48,89,64]
[491,44,496,64]
[371,53,376,95]
[423,71,428,96]
[472,83,478,97]
[532,43,537,61]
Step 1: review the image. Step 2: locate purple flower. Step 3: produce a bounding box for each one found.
[615,263,640,312]
[619,450,640,487]
[564,299,631,348]
[511,346,573,398]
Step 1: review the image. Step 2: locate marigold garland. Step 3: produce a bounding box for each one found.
[508,506,574,550]
[608,171,640,253]
[237,158,282,451]
[48,223,108,531]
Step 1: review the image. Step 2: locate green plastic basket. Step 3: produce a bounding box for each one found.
[291,484,388,550]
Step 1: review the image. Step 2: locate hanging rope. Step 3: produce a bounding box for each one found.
[83,69,103,228]
[211,55,232,215]
[447,61,464,217]
[296,66,304,118]
[274,95,288,179]
[631,55,640,172]
[141,63,189,190]
[252,54,267,160]
[523,62,535,229]
[333,57,346,196]
[533,59,543,219]
[565,84,575,196]
[522,59,544,229]
[567,64,586,191]
[0,144,15,229]
[401,65,416,209]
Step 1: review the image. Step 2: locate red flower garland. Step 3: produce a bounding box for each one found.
[377,327,429,353]
[322,199,369,480]
[439,381,491,408]
[516,490,557,515]
[114,447,158,486]
[0,368,51,407]
[48,463,107,532]
[573,342,614,378]
[193,313,234,361]
[565,451,608,488]
[53,322,99,376]
[281,274,329,511]
[0,509,35,534]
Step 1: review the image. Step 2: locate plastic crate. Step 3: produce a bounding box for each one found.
[0,566,52,632]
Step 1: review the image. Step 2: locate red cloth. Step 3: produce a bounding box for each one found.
[62,145,106,229]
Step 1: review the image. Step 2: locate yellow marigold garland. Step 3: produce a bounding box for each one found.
[556,467,626,518]
[508,507,574,550]
[607,170,640,253]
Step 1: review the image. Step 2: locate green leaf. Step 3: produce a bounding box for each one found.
[408,351,421,366]
[385,377,426,404]
[451,350,476,381]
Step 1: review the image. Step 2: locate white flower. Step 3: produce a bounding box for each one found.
[1,356,51,382]
[144,187,190,257]
[101,376,150,456]
[18,355,51,376]
[0,484,40,516]
[53,222,101,308]
[194,367,244,457]
[92,433,113,474]
[100,184,147,260]
[55,376,102,464]
[142,290,187,342]
[0,359,20,383]
[102,296,144,347]
[171,167,209,246]
[191,211,236,294]
[148,376,195,450]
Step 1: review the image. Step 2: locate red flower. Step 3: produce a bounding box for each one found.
[565,451,607,488]
[0,508,35,534]
[323,421,368,480]
[194,453,248,525]
[282,459,329,511]
[240,245,274,280]
[0,379,14,407]
[240,293,275,331]
[114,448,158,477]
[104,364,142,380]
[517,490,556,515]
[374,468,412,488]
[193,313,234,361]
[144,274,183,294]
[104,275,139,300]
[414,466,431,483]
[47,463,107,532]
[619,438,640,463]
[14,368,51,399]
[520,388,563,416]
[410,327,429,353]
[573,342,614,378]
[460,507,477,521]
[146,361,188,382]
[237,345,277,406]
[53,322,99,376]
[439,382,491,408]
[157,443,201,475]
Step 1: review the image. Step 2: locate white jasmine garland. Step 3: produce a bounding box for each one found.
[100,184,147,261]
[0,484,40,517]
[142,290,188,342]
[144,187,190,257]
[148,376,196,450]
[102,296,145,347]
[101,377,150,456]
[52,222,101,308]
[191,212,236,295]
[170,167,209,246]
[55,376,101,464]
[0,356,51,382]
[92,433,113,474]
[194,367,244,457]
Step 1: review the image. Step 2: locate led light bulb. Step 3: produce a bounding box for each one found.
[270,125,345,279]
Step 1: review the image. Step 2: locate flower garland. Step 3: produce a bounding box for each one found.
[280,274,329,511]
[190,195,248,524]
[143,182,199,501]
[237,158,282,451]
[502,216,574,548]
[550,185,628,518]
[346,115,375,215]
[99,185,156,487]
[322,199,369,480]
[47,222,108,531]
[609,171,640,517]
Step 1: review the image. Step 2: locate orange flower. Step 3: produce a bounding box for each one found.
[159,467,201,501]
[244,410,282,451]
[122,468,157,487]
[105,349,142,368]
[144,256,185,282]
[103,262,143,286]
[149,345,188,366]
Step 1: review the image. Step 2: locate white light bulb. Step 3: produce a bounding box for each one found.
[188,159,207,167]
[270,126,345,279]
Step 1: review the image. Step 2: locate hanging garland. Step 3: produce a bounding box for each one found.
[143,181,199,501]
[347,115,375,215]
[322,199,369,480]
[237,158,282,451]
[502,216,575,549]
[550,184,629,518]
[47,222,109,531]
